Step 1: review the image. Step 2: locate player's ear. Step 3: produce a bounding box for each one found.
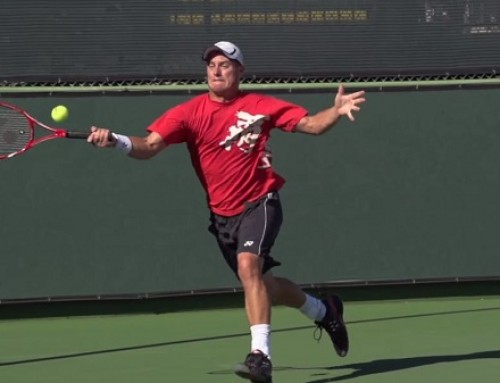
[238,64,245,76]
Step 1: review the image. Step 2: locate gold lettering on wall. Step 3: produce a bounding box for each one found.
[170,9,368,25]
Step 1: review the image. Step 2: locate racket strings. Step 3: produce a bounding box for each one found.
[0,108,32,156]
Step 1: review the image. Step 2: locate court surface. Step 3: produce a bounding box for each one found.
[1,295,499,383]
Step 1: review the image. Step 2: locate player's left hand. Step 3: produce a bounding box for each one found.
[335,85,366,121]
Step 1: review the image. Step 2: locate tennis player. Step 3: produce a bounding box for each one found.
[88,41,365,383]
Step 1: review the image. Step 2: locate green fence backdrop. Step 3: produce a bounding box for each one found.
[1,88,500,301]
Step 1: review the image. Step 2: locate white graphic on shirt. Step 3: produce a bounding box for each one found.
[259,147,272,169]
[219,112,267,154]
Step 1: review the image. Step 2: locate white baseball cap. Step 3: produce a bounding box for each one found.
[202,41,244,65]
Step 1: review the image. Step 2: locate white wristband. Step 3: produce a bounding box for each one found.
[111,133,132,154]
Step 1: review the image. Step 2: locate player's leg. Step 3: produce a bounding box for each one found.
[238,251,271,340]
[263,273,349,357]
[234,251,273,383]
[208,209,273,383]
[233,192,285,382]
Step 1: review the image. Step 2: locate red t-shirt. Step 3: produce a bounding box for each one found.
[147,92,308,216]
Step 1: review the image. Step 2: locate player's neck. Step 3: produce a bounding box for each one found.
[208,89,241,103]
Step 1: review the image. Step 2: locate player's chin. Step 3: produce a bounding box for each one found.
[208,81,227,91]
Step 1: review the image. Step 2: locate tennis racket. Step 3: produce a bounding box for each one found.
[0,101,90,160]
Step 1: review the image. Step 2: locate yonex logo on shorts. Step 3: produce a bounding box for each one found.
[244,241,254,247]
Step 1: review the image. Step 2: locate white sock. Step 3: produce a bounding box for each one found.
[250,324,271,359]
[299,294,326,322]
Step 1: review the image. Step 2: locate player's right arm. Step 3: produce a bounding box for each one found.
[87,127,166,159]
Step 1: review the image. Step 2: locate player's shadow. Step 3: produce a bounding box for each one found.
[301,350,500,382]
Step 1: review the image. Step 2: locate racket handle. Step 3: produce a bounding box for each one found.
[66,131,89,139]
[66,131,114,140]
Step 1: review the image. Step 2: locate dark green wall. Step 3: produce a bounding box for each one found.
[1,89,500,300]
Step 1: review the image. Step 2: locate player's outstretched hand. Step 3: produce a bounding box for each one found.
[335,85,366,121]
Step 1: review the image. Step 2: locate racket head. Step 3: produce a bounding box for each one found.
[0,102,36,159]
[0,102,64,159]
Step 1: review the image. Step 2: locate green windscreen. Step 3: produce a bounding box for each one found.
[1,87,500,301]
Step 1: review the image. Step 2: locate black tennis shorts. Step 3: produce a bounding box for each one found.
[208,191,283,277]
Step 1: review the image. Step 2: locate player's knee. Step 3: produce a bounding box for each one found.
[237,252,262,283]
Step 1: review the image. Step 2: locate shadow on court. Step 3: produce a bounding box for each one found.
[208,351,500,381]
[1,306,498,367]
[300,350,500,382]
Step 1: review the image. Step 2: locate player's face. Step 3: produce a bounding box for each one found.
[206,55,243,99]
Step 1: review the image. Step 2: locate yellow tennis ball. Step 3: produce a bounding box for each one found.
[51,105,69,122]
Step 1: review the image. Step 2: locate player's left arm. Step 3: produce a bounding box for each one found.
[294,85,365,135]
